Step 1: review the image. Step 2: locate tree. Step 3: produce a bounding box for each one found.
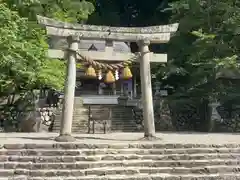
[0,3,45,95]
[1,0,95,92]
[148,0,240,131]
[0,0,95,131]
[88,0,168,26]
[6,0,95,23]
[158,0,240,101]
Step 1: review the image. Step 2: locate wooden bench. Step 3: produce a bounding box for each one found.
[87,106,112,134]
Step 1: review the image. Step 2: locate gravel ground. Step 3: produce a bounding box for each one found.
[0,132,239,144]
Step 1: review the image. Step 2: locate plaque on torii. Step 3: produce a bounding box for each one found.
[37,16,178,141]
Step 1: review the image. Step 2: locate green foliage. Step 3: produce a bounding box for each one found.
[88,0,169,26]
[0,0,95,130]
[37,59,66,90]
[0,0,95,94]
[6,0,95,22]
[0,3,46,94]
[159,0,240,101]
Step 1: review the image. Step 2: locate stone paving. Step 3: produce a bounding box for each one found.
[0,132,239,144]
[1,132,240,179]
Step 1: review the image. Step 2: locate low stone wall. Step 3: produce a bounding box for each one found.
[18,93,240,133]
[210,102,240,132]
[20,97,62,133]
[154,99,174,131]
[161,100,240,133]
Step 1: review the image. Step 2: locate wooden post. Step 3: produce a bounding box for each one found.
[138,40,156,139]
[55,36,78,142]
[133,71,137,98]
[120,80,124,95]
[112,82,117,95]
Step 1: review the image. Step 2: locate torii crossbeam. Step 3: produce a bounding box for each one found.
[37,15,178,142]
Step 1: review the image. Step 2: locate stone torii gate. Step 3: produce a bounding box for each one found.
[37,16,178,142]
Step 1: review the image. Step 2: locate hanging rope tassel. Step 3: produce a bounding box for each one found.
[115,70,119,80]
[98,69,102,80]
[105,70,115,83]
[122,66,132,80]
[85,65,96,78]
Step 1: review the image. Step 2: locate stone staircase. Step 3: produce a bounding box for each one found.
[52,97,136,133]
[86,105,136,133]
[52,97,89,133]
[111,106,138,132]
[0,143,240,179]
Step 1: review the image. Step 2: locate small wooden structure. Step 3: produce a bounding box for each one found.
[87,106,112,134]
[37,16,178,141]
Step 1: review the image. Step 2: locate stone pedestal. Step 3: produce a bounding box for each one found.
[208,102,221,131]
[117,96,129,106]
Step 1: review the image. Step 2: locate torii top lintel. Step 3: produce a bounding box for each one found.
[37,16,179,44]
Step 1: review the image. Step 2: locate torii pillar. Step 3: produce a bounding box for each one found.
[138,40,155,138]
[55,36,78,142]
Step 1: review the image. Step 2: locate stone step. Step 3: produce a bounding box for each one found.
[53,122,87,126]
[2,146,240,153]
[53,104,135,133]
[84,165,240,175]
[2,148,240,156]
[52,129,88,132]
[72,115,88,118]
[51,125,86,127]
[54,122,88,125]
[72,119,88,122]
[52,127,132,132]
[52,128,87,131]
[1,154,240,162]
[73,111,88,115]
[2,143,240,149]
[52,125,87,128]
[1,173,240,180]
[1,142,240,179]
[1,159,240,169]
[52,124,87,127]
[53,120,88,123]
[52,127,87,130]
[55,115,88,119]
[0,165,239,177]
